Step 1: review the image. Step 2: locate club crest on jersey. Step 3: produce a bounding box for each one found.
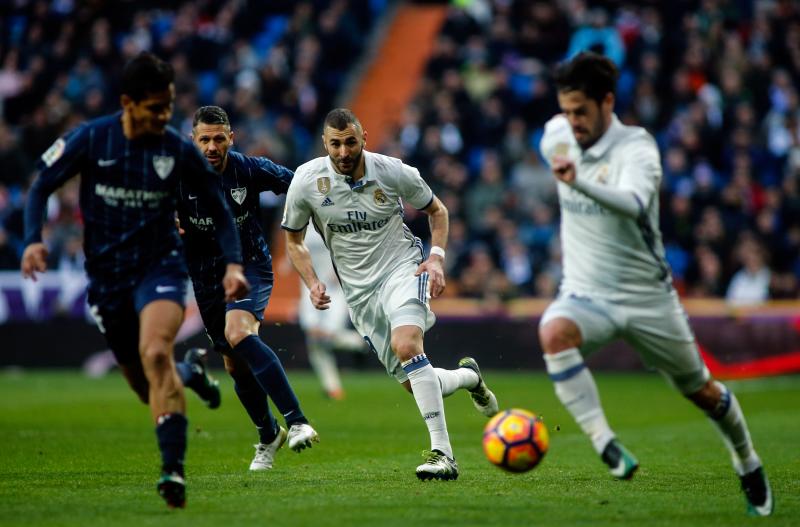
[231,187,247,205]
[554,142,570,157]
[152,155,174,180]
[373,188,388,205]
[596,164,609,184]
[317,177,331,194]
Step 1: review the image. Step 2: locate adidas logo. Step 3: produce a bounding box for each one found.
[321,197,335,207]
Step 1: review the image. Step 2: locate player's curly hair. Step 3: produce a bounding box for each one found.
[120,52,174,102]
[553,51,619,104]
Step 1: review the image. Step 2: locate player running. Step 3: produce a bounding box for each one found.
[283,108,498,481]
[538,51,773,516]
[297,226,367,401]
[177,105,318,470]
[22,53,249,508]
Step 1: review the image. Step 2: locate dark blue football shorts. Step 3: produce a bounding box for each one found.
[192,258,273,351]
[87,250,189,365]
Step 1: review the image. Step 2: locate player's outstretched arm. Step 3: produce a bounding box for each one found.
[222,263,250,302]
[285,229,330,310]
[21,243,49,281]
[417,196,449,298]
[23,128,89,279]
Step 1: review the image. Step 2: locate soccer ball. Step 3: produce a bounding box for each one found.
[482,408,549,472]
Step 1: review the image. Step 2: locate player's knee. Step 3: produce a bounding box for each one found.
[224,325,253,348]
[391,338,421,362]
[539,318,581,354]
[140,341,171,371]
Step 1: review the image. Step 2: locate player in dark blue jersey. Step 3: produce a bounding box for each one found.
[21,53,249,509]
[177,106,318,471]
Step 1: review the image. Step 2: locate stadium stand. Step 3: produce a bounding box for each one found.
[381,0,800,304]
[1,0,800,310]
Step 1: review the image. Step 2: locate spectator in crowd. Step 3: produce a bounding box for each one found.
[4,0,800,304]
[726,234,772,306]
[389,0,800,304]
[0,0,383,272]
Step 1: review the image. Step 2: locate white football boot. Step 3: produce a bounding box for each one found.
[287,423,320,452]
[249,426,287,471]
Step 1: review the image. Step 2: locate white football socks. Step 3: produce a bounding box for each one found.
[544,348,615,454]
[708,381,761,475]
[306,341,343,397]
[403,354,453,459]
[435,367,479,397]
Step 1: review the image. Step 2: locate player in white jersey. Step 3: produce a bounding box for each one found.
[538,52,772,516]
[283,108,498,480]
[298,226,367,400]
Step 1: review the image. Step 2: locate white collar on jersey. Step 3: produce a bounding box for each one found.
[582,114,623,160]
[325,150,377,191]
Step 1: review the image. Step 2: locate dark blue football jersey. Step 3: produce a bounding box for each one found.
[24,112,242,289]
[177,150,293,274]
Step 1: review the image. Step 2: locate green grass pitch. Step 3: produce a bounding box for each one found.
[0,369,797,526]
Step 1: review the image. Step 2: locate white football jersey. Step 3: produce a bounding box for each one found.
[539,114,672,300]
[282,150,432,307]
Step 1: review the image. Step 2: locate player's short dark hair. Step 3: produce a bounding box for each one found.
[324,108,361,131]
[553,51,619,104]
[120,52,174,102]
[193,106,230,128]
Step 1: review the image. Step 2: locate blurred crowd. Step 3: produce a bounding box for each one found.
[0,0,383,273]
[2,0,800,306]
[385,0,800,305]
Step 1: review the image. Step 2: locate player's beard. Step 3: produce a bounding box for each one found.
[332,148,363,176]
[575,115,607,150]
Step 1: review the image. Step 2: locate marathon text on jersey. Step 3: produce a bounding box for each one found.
[95,183,170,208]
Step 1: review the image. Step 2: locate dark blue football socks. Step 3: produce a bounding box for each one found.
[156,413,188,476]
[233,371,279,444]
[232,335,307,427]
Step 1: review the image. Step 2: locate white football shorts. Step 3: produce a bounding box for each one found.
[348,260,436,383]
[540,288,710,394]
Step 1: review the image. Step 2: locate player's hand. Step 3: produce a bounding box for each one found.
[415,256,446,298]
[310,281,331,310]
[551,155,576,184]
[223,263,250,302]
[21,243,49,281]
[175,216,185,235]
